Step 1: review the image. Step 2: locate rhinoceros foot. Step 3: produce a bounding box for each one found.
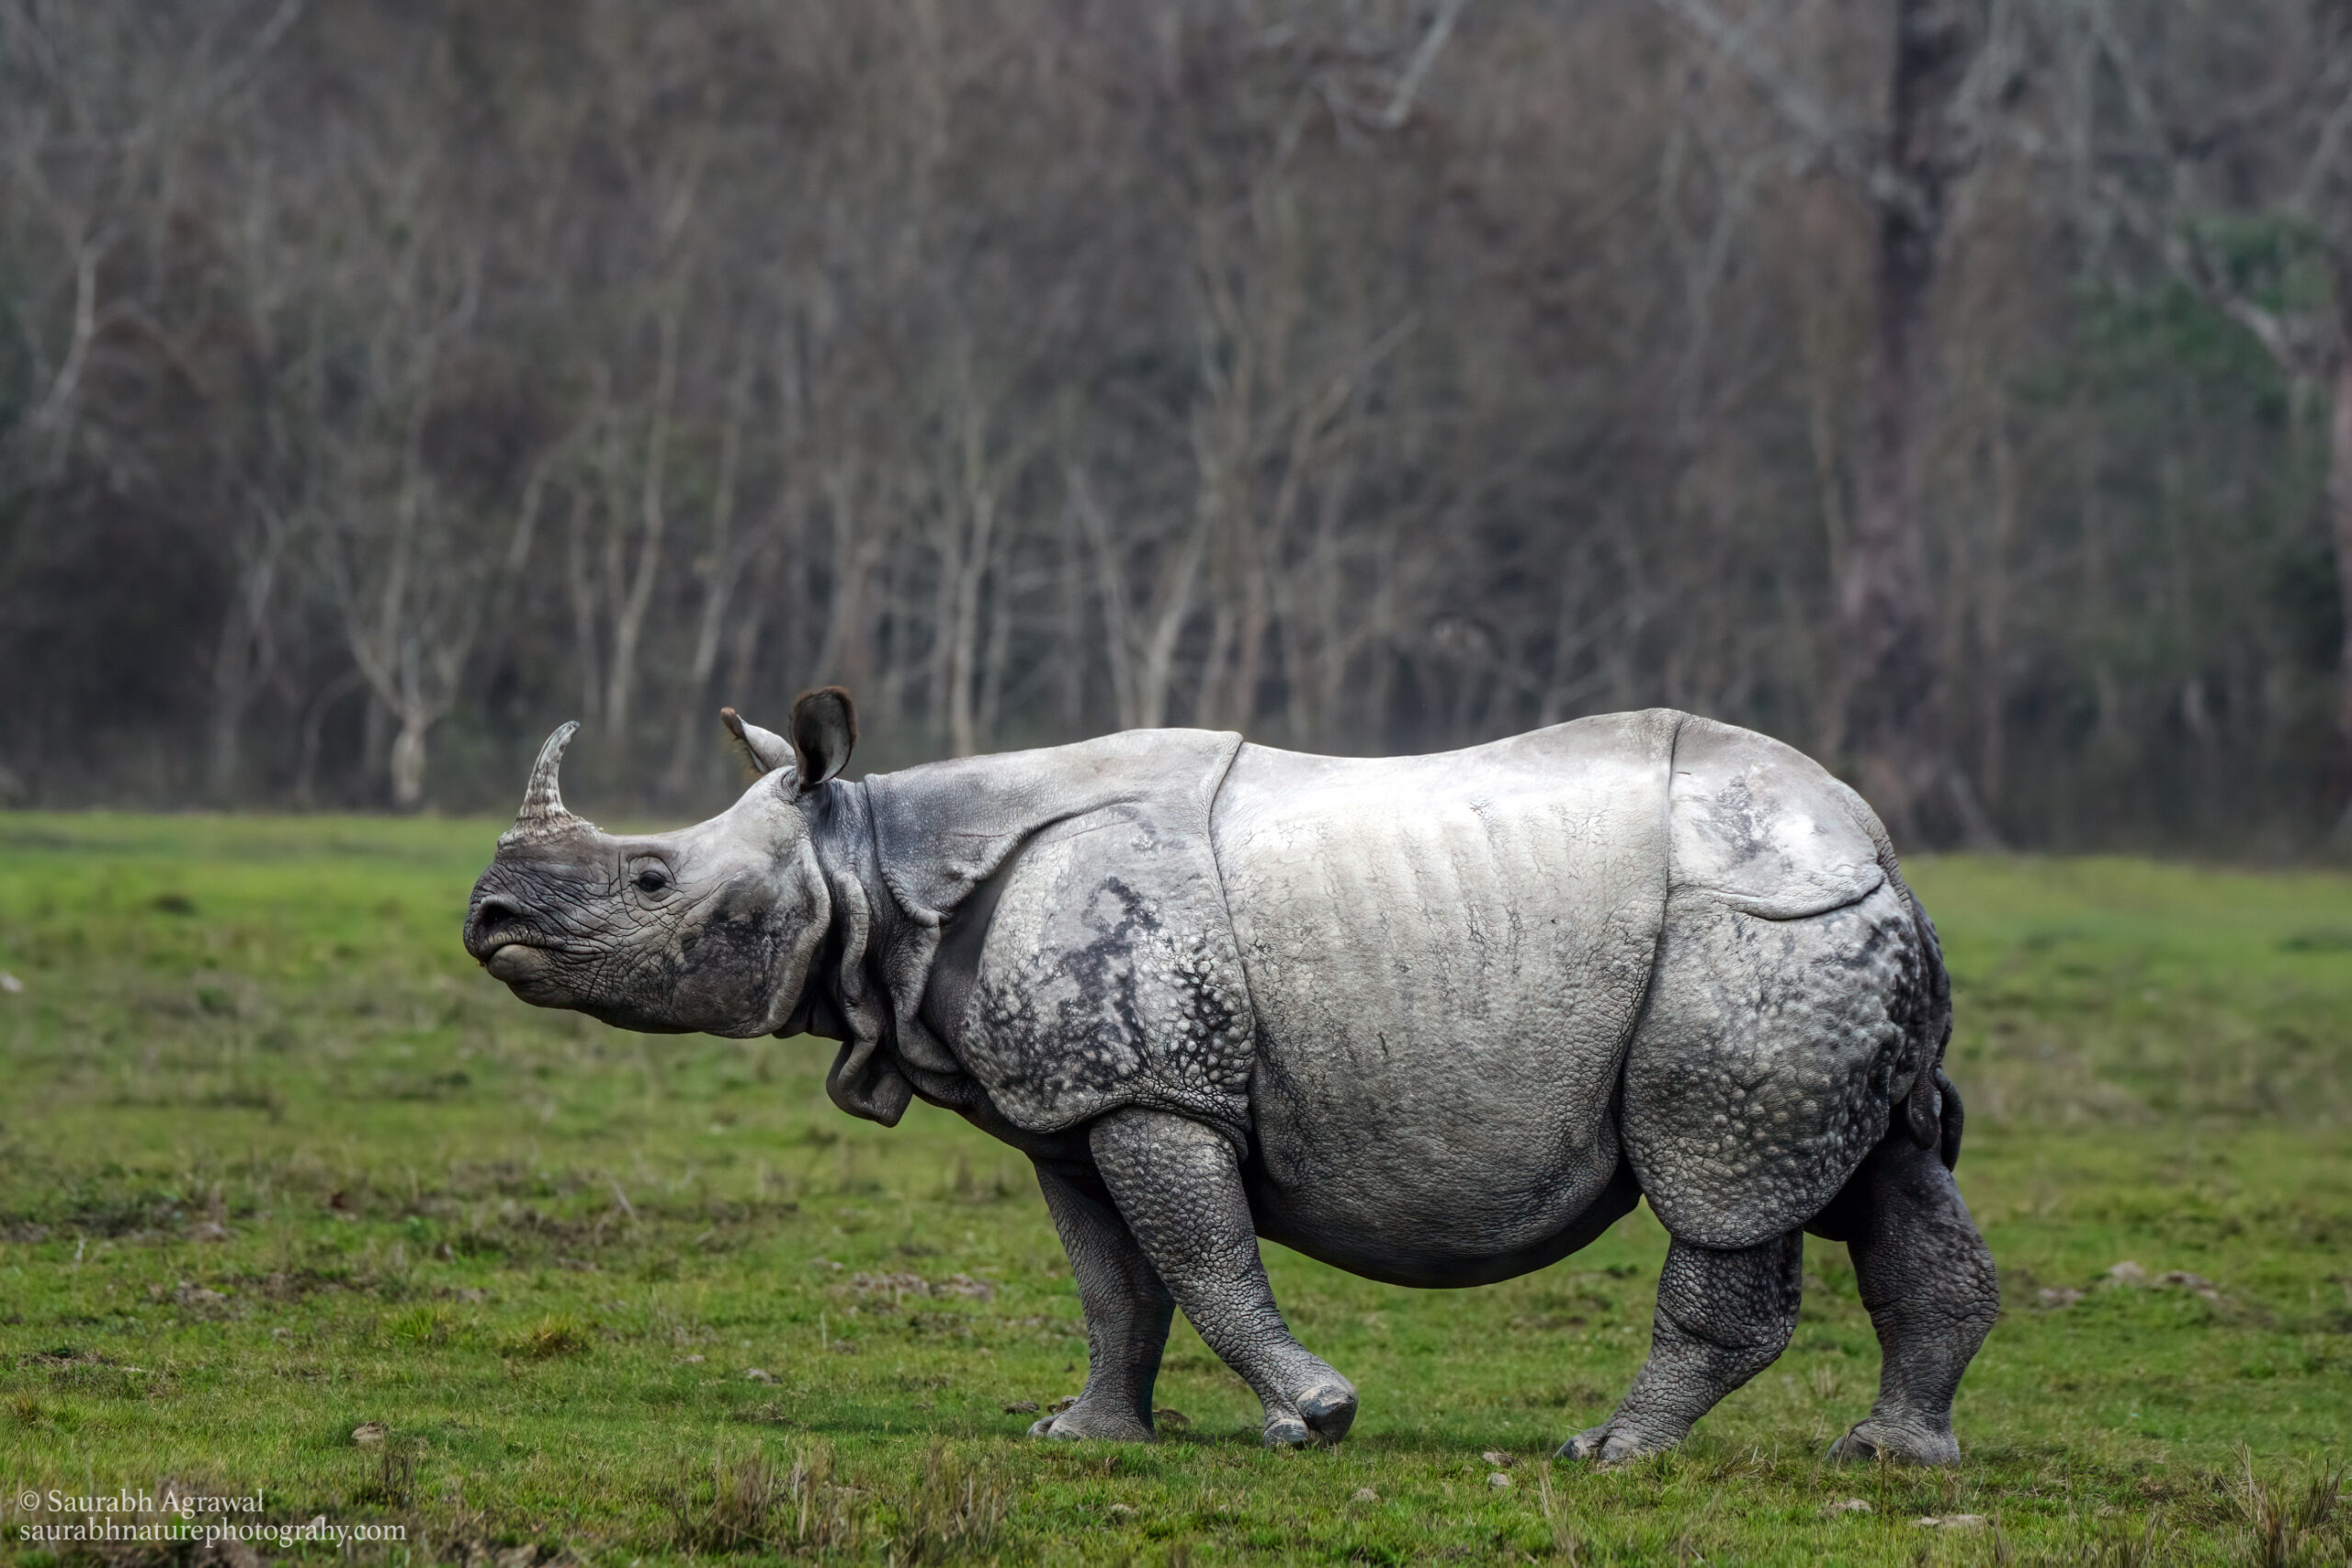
[1828,1417,1960,1467]
[1557,1420,1678,1467]
[1026,1402,1158,1443]
[1261,1375,1358,1448]
[1262,1414,1312,1448]
[1297,1377,1358,1443]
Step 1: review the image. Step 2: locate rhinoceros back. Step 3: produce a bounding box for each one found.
[1210,710,1681,1276]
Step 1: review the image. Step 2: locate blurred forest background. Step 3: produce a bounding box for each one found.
[3,0,2349,852]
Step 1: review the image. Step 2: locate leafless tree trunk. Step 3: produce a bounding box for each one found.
[2331,257,2352,804]
[1978,401,2016,807]
[604,305,683,740]
[207,502,292,799]
[304,155,492,808]
[1834,0,1992,843]
[1652,0,1998,844]
[664,368,750,800]
[563,481,604,725]
[943,385,1021,758]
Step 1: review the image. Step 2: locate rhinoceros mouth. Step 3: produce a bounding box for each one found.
[480,942,558,986]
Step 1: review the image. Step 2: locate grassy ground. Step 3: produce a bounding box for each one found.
[0,814,2345,1565]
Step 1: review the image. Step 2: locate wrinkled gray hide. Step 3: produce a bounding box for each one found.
[465,697,1998,1463]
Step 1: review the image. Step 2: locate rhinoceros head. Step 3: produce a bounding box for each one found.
[461,689,857,1037]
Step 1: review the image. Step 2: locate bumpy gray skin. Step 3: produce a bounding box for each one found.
[465,694,1998,1463]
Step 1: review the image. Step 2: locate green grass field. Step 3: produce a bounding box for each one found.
[0,815,2345,1565]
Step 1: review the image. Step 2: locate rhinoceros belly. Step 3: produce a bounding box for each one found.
[1210,713,1678,1285]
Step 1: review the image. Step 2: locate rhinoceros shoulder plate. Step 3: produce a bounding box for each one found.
[863,728,1255,1145]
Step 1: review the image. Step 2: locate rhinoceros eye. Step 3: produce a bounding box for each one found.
[633,866,670,894]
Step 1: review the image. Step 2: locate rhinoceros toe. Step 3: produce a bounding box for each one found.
[1259,1363,1357,1448]
[1828,1418,1960,1467]
[1557,1420,1676,1467]
[1296,1378,1358,1443]
[1028,1404,1157,1443]
[1261,1413,1314,1448]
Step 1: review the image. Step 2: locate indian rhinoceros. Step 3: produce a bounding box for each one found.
[462,689,1997,1464]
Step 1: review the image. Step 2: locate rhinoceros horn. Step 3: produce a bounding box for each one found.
[501,722,597,844]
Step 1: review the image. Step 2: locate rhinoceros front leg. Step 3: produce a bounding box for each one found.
[1028,1159,1174,1442]
[1089,1107,1358,1448]
[1563,1229,1802,1464]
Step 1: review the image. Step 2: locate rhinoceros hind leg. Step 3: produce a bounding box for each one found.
[1559,1230,1802,1465]
[1090,1107,1357,1448]
[1027,1159,1175,1442]
[1817,1131,1997,1467]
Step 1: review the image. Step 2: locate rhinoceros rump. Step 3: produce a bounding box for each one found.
[464,689,1997,1463]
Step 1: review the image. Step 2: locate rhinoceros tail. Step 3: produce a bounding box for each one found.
[1898,897,1960,1169]
[1881,848,1959,1170]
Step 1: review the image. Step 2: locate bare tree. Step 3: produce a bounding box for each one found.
[1648,0,2005,843]
[2056,0,2352,815]
[2,0,2342,847]
[306,201,486,809]
[0,0,315,797]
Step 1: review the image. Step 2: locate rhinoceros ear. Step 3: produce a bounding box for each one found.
[719,707,793,776]
[788,685,858,787]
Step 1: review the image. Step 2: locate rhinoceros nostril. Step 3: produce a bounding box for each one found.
[469,895,534,949]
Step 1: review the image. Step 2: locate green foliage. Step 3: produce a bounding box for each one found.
[2066,276,2292,412]
[2002,262,2342,846]
[2185,214,2340,323]
[0,817,2345,1562]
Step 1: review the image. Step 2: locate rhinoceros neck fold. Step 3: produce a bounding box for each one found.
[782,779,922,1125]
[789,779,882,1032]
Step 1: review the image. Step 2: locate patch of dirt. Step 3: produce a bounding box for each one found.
[150,1280,232,1314]
[841,1270,995,1303]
